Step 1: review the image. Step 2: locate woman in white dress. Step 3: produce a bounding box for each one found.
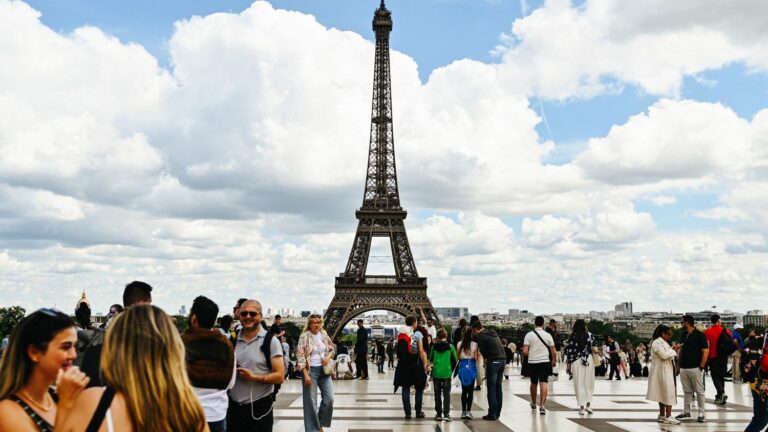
[646,325,680,425]
[565,319,597,415]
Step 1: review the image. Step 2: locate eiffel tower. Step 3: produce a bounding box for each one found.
[323,0,439,339]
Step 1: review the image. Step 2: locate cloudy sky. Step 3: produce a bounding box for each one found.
[1,0,767,317]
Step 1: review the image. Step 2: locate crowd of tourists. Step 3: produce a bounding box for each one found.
[2,284,768,431]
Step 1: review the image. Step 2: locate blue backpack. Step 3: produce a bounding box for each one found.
[457,358,477,386]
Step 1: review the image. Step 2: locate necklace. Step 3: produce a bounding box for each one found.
[21,390,52,412]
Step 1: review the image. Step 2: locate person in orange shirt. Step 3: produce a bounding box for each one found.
[703,314,730,406]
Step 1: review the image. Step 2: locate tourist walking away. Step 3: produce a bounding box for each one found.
[297,314,336,432]
[227,299,285,432]
[705,314,735,406]
[502,338,514,380]
[675,314,709,423]
[731,324,745,381]
[428,329,458,422]
[355,319,369,379]
[565,319,597,415]
[394,315,428,419]
[82,280,152,388]
[182,296,236,432]
[457,327,478,419]
[376,339,386,373]
[646,324,680,425]
[281,336,291,379]
[472,319,506,420]
[523,316,557,415]
[744,330,768,432]
[618,348,629,379]
[386,337,396,370]
[74,302,103,370]
[0,309,90,432]
[56,305,209,432]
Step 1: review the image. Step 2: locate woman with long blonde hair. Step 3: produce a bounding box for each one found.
[56,304,209,432]
[296,314,335,432]
[0,309,90,431]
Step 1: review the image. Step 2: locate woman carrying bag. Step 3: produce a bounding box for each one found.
[564,319,597,415]
[456,327,478,420]
[296,314,336,432]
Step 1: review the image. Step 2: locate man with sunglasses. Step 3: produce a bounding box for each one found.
[227,300,285,432]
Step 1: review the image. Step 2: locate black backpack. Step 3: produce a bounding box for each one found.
[231,330,280,399]
[717,329,737,358]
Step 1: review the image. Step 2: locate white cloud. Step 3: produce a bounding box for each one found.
[494,0,768,99]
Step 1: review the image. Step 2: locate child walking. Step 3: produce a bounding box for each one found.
[428,329,458,422]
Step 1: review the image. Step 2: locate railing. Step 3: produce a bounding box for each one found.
[335,276,426,286]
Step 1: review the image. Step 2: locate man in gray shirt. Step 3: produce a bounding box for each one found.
[227,299,285,432]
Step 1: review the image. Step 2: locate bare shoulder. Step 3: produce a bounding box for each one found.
[0,399,37,431]
[57,387,105,431]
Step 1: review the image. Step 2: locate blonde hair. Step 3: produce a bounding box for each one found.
[101,305,206,431]
[303,314,324,332]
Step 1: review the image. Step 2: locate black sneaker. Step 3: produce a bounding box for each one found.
[482,415,497,421]
[697,415,706,423]
[416,412,426,419]
[434,415,443,421]
[444,415,452,422]
[405,414,412,419]
[674,413,691,421]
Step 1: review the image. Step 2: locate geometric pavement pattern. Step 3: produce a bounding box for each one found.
[273,362,756,431]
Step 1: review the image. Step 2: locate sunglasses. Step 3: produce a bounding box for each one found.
[240,311,260,318]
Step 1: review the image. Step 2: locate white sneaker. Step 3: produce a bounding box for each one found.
[663,416,681,425]
[579,408,586,415]
[657,414,665,423]
[585,405,594,414]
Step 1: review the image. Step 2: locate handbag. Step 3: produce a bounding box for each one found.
[450,361,462,394]
[322,359,335,376]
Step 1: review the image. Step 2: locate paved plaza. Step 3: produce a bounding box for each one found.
[274,362,756,432]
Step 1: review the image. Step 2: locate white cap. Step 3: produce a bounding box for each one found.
[734,323,744,330]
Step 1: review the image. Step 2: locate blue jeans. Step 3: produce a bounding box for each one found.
[302,366,334,432]
[486,359,505,418]
[401,384,423,416]
[746,391,768,432]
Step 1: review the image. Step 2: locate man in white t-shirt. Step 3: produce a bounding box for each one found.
[523,316,556,414]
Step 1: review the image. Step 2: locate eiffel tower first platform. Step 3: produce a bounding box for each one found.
[323,1,439,339]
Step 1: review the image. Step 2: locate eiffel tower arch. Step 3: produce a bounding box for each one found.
[324,0,439,339]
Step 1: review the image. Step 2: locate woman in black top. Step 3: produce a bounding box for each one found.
[0,309,90,431]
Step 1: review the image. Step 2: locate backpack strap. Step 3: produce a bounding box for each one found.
[85,387,116,432]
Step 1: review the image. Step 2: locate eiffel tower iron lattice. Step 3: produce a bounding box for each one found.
[323,0,439,339]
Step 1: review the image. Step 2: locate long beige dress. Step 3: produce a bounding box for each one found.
[645,337,677,406]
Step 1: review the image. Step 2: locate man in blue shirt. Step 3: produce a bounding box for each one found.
[731,324,746,381]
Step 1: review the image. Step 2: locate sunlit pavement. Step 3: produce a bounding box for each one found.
[273,362,755,431]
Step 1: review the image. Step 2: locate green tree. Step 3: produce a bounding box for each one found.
[171,315,189,333]
[0,306,26,338]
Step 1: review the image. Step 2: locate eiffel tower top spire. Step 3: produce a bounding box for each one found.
[363,0,399,211]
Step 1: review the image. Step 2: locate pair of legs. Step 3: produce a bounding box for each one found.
[302,366,334,432]
[679,368,705,418]
[377,360,384,373]
[460,384,474,414]
[388,356,394,369]
[708,356,726,401]
[355,353,369,379]
[618,361,628,378]
[746,390,768,431]
[433,378,451,418]
[658,402,672,417]
[485,359,505,419]
[401,384,424,417]
[608,358,621,380]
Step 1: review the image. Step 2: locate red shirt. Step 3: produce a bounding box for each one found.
[704,324,731,359]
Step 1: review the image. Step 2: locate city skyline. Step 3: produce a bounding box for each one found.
[1,0,768,316]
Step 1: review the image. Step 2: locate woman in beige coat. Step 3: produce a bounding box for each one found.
[646,325,680,425]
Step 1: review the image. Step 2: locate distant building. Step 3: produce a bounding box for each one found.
[435,307,468,319]
[614,302,633,316]
[744,315,768,327]
[508,309,534,319]
[301,310,312,318]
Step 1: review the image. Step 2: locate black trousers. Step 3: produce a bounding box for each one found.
[355,352,369,378]
[709,356,727,397]
[227,397,274,432]
[608,356,621,379]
